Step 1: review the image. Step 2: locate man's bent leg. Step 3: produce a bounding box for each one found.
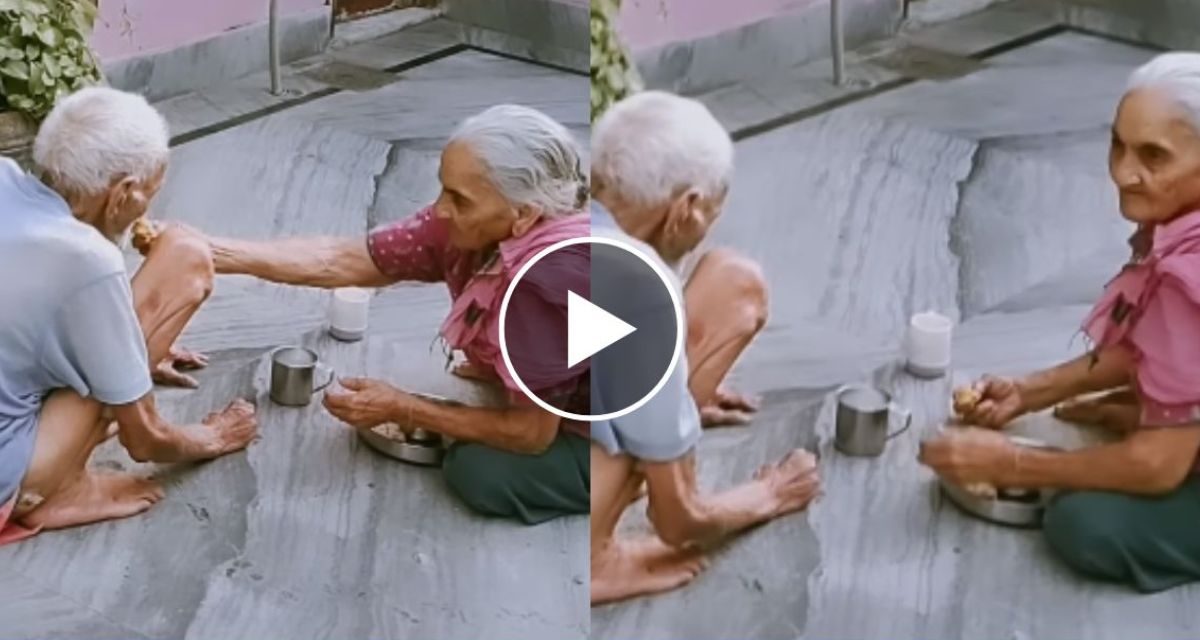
[684,249,769,424]
[15,228,215,530]
[132,227,216,366]
[589,444,708,605]
[15,391,163,529]
[442,432,589,525]
[1043,478,1200,593]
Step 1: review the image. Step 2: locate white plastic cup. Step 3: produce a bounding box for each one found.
[905,311,952,378]
[329,287,370,342]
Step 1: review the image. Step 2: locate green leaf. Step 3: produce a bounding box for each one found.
[24,43,37,59]
[17,1,50,17]
[18,16,35,36]
[0,0,19,12]
[35,25,58,47]
[0,58,28,80]
[40,53,56,77]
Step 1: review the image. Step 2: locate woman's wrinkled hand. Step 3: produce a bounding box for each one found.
[918,427,1017,486]
[323,377,405,430]
[957,376,1026,429]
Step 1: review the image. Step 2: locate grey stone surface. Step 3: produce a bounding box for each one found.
[594,29,1200,640]
[446,0,588,72]
[103,8,333,103]
[1059,0,1200,51]
[900,0,1060,55]
[0,48,588,640]
[636,0,903,97]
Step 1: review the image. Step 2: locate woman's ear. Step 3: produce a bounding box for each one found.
[511,205,542,238]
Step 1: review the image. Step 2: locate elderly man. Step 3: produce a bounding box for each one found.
[186,105,590,525]
[589,91,820,603]
[922,53,1200,593]
[0,88,257,543]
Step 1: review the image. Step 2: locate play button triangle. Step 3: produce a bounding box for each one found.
[567,290,636,367]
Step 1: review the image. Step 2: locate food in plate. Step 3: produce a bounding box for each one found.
[962,481,998,499]
[372,423,407,441]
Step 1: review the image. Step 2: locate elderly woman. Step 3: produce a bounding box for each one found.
[195,104,590,524]
[921,53,1200,592]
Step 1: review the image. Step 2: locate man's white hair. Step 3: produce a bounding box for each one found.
[592,90,733,208]
[33,87,169,196]
[1127,52,1200,129]
[449,104,586,215]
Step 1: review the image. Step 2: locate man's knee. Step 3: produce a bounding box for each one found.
[148,228,215,301]
[1044,492,1133,582]
[696,248,769,331]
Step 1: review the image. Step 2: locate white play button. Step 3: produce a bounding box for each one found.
[567,290,636,367]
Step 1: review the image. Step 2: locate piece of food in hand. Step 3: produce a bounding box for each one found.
[952,385,984,417]
[131,218,159,255]
[963,481,997,499]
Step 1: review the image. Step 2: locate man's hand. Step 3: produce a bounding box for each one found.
[153,345,210,388]
[756,449,820,517]
[323,377,404,430]
[700,387,760,427]
[958,376,1025,429]
[918,427,1017,486]
[202,398,258,456]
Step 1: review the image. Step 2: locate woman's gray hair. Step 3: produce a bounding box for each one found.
[449,105,587,215]
[1127,52,1200,129]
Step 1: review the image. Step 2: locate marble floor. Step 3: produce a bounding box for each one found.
[591,22,1200,640]
[0,27,589,640]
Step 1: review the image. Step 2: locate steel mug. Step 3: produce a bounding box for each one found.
[269,346,335,406]
[834,384,912,457]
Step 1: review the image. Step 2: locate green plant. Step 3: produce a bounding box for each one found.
[0,0,101,121]
[591,0,643,122]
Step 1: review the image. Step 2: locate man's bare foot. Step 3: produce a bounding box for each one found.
[203,399,258,455]
[591,537,710,605]
[755,449,820,516]
[700,387,761,428]
[153,345,210,388]
[19,472,164,530]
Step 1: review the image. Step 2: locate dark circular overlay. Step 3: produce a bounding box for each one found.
[500,237,681,420]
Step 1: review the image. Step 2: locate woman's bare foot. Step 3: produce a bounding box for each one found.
[591,537,710,605]
[451,361,499,382]
[19,472,165,530]
[1055,389,1140,432]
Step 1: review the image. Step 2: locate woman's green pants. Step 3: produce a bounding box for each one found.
[1044,477,1200,592]
[441,432,590,525]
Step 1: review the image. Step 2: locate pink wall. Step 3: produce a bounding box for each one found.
[618,0,821,50]
[91,0,329,61]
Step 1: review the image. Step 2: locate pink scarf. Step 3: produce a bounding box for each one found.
[1084,209,1200,414]
[439,213,588,389]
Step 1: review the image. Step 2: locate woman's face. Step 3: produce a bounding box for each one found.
[435,141,534,251]
[1110,88,1200,224]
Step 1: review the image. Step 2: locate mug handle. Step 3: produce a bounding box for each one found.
[313,363,336,394]
[886,403,913,440]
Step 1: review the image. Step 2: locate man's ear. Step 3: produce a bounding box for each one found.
[104,176,138,216]
[663,188,703,236]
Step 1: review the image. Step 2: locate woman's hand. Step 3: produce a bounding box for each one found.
[958,376,1026,429]
[323,377,405,430]
[918,427,1018,486]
